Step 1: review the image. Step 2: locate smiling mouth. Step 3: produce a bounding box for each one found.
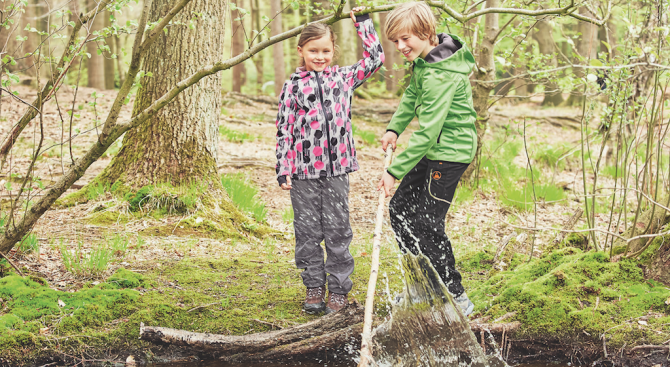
[402,50,411,57]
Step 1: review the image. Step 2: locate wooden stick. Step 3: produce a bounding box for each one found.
[358,146,394,367]
[0,252,24,277]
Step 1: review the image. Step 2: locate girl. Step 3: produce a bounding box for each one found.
[275,7,384,315]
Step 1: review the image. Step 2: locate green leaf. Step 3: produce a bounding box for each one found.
[589,59,603,67]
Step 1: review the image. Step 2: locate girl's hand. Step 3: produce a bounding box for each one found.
[381,131,398,151]
[350,6,365,22]
[377,171,396,198]
[281,176,292,191]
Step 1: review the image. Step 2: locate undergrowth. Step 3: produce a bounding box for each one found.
[221,173,267,222]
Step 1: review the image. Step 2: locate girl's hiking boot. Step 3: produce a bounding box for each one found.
[325,292,348,314]
[304,286,326,314]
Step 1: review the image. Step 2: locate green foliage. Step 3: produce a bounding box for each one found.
[353,126,378,146]
[221,173,267,222]
[282,207,294,224]
[478,137,567,211]
[86,180,108,201]
[59,240,113,278]
[219,125,259,143]
[123,181,205,214]
[17,232,38,254]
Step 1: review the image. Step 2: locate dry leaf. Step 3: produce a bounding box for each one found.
[126,355,136,365]
[638,320,648,326]
[57,299,65,308]
[39,327,50,335]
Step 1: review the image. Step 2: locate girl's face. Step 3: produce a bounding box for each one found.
[297,35,334,72]
[392,31,433,62]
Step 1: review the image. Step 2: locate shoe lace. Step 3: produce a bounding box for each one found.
[307,287,323,298]
[330,293,347,306]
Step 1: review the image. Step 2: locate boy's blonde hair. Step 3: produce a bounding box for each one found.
[384,2,438,45]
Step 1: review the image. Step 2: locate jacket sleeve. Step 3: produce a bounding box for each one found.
[385,76,417,137]
[275,81,296,184]
[340,14,384,90]
[387,71,460,180]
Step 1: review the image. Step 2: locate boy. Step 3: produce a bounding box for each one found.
[377,2,477,316]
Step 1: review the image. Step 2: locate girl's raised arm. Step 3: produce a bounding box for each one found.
[340,12,385,90]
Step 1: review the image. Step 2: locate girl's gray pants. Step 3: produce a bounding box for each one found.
[290,174,354,295]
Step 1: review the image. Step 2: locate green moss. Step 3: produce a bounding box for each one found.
[469,248,670,345]
[0,241,407,364]
[87,210,134,226]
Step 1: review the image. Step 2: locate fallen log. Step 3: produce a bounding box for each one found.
[139,302,364,357]
[140,300,522,362]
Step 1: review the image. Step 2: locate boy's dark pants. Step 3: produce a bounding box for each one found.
[389,157,469,297]
[291,175,354,295]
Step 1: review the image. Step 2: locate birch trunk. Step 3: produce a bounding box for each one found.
[270,0,286,96]
[532,19,564,106]
[462,0,498,181]
[99,0,225,188]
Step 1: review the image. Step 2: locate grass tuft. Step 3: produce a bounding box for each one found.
[221,173,267,222]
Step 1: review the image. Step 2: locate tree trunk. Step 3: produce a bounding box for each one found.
[598,19,617,60]
[231,0,246,93]
[462,0,498,182]
[270,0,285,97]
[332,1,356,67]
[86,0,106,89]
[252,0,263,94]
[379,12,398,93]
[531,19,564,106]
[565,8,598,106]
[104,13,116,89]
[99,0,225,188]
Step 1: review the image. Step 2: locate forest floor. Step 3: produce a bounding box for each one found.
[0,84,669,366]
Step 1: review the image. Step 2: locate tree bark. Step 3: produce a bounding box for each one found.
[86,0,106,89]
[532,18,564,106]
[140,302,364,357]
[252,0,263,94]
[270,0,285,96]
[333,1,356,67]
[565,8,598,106]
[462,0,498,182]
[231,0,246,93]
[104,13,116,90]
[379,12,399,93]
[99,0,225,188]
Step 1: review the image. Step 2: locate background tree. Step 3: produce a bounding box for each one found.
[232,0,246,93]
[271,0,286,96]
[86,0,106,89]
[99,0,225,188]
[532,18,564,106]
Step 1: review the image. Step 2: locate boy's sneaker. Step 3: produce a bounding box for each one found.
[325,292,348,315]
[454,292,474,316]
[304,286,326,314]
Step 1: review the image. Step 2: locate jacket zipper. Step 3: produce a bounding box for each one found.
[314,71,334,176]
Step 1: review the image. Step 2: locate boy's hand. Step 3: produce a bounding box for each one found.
[377,172,396,198]
[381,131,398,151]
[281,176,292,191]
[350,6,365,22]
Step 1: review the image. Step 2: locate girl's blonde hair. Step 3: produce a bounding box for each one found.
[384,2,438,45]
[297,23,339,66]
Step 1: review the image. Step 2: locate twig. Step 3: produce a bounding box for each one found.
[252,318,283,329]
[0,251,24,276]
[187,302,219,313]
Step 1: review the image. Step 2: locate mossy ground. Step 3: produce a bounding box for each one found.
[463,247,670,348]
[0,237,406,365]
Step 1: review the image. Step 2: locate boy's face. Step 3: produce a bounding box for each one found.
[392,31,432,62]
[297,35,334,72]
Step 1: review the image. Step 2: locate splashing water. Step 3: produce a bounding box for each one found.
[369,254,507,367]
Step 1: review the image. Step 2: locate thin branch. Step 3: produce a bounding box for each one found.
[0,251,24,276]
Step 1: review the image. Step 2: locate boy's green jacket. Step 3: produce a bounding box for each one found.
[386,33,477,180]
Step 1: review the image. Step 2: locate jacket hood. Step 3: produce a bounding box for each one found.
[415,33,475,75]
